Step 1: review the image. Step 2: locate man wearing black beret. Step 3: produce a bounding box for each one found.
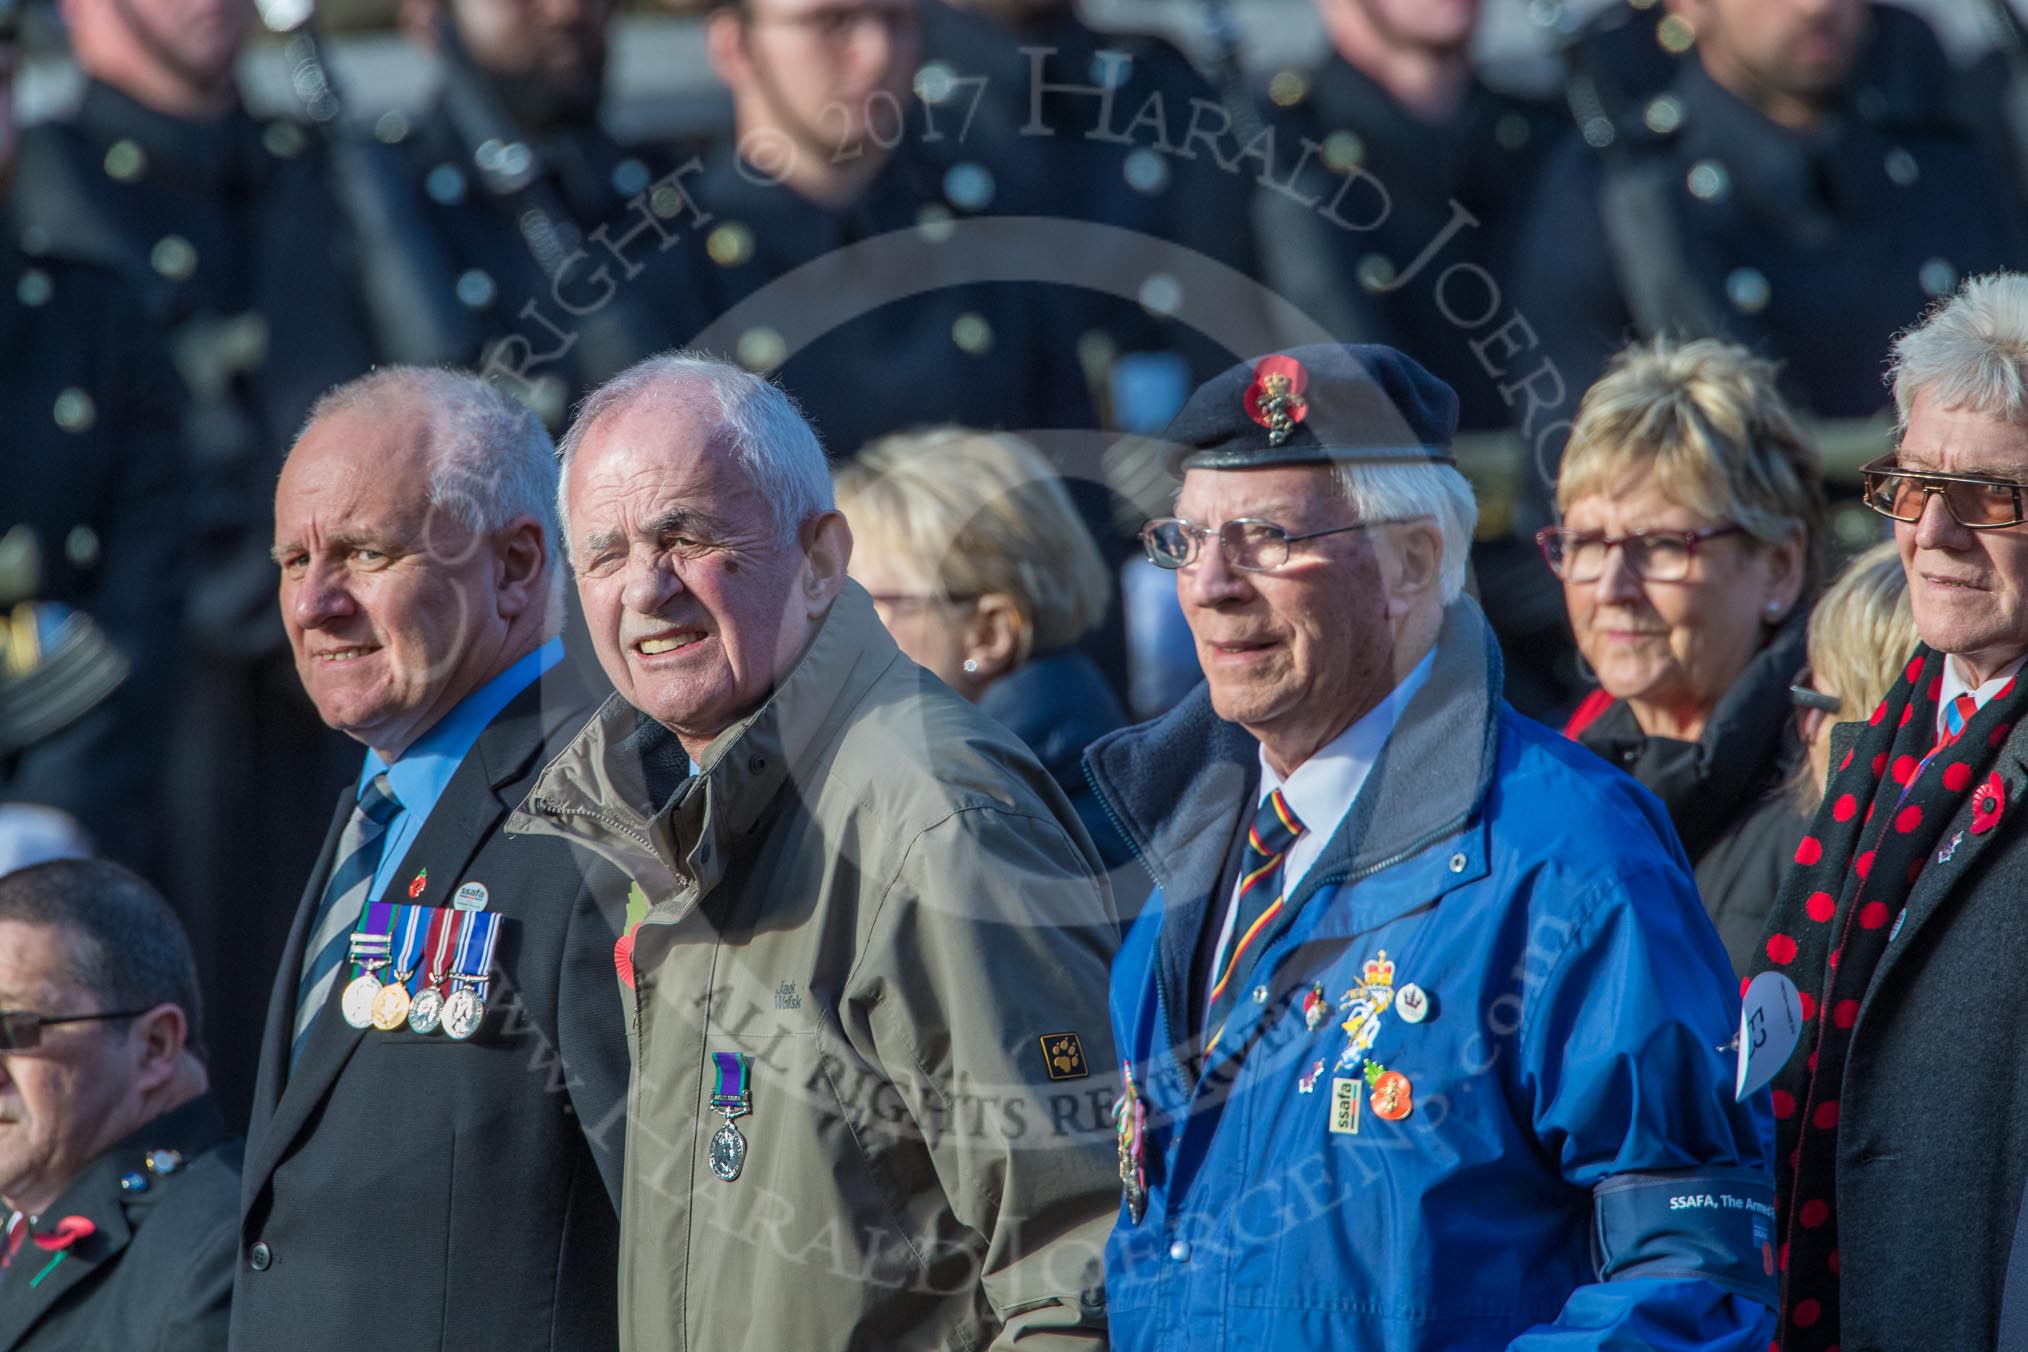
[1085,343,1779,1349]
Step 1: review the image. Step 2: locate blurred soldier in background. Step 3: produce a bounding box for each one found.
[1252,0,1567,713]
[388,0,695,426]
[1254,0,1559,433]
[675,0,1096,455]
[1512,0,2027,469]
[14,0,380,1127]
[917,0,1262,422]
[0,0,187,877]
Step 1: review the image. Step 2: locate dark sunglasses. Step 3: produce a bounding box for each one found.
[1859,455,2028,530]
[0,1007,152,1051]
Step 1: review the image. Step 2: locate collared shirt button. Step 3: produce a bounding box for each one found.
[248,1241,273,1271]
[1167,1239,1191,1263]
[1251,985,1268,1005]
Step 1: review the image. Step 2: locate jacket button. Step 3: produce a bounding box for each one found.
[1167,1239,1191,1263]
[248,1241,272,1271]
[1448,853,1467,873]
[1251,985,1268,1004]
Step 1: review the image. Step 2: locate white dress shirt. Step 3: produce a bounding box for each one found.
[1204,648,1437,1005]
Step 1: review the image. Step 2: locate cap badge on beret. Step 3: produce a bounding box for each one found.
[1243,355,1309,447]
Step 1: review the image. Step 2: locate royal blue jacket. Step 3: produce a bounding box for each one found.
[1084,601,1778,1351]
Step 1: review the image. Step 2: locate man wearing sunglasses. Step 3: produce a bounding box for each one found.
[1752,273,2028,1351]
[0,858,236,1351]
[1085,343,1776,1350]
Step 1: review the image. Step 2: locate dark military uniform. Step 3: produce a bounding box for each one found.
[918,0,1264,417]
[1510,20,2028,461]
[675,138,1097,455]
[1253,55,1564,433]
[385,98,695,429]
[1,228,186,876]
[0,1095,240,1352]
[13,80,376,1129]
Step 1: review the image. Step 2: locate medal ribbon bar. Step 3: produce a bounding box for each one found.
[710,1052,751,1118]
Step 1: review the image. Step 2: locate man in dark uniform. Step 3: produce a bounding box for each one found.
[0,1,187,877]
[15,0,381,1126]
[917,0,1263,419]
[232,367,628,1352]
[0,858,238,1352]
[387,0,693,428]
[676,0,1099,456]
[1254,0,1561,433]
[1510,0,2027,469]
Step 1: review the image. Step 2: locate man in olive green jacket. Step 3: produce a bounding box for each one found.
[508,353,1122,1350]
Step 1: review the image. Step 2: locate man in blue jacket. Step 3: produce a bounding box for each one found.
[1084,343,1777,1350]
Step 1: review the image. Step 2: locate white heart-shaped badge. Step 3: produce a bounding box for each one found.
[1735,971,1804,1102]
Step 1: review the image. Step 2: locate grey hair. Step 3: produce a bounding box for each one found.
[1328,462,1479,604]
[555,351,834,558]
[298,365,563,567]
[1890,272,2028,429]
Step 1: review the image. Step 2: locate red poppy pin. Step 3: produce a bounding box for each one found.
[1972,773,2007,835]
[30,1216,95,1252]
[1243,355,1309,447]
[614,920,642,989]
[408,868,428,899]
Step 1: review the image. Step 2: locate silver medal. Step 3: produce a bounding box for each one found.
[709,1120,747,1181]
[407,986,445,1035]
[341,973,382,1029]
[441,986,484,1040]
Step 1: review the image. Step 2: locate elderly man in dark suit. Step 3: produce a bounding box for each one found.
[230,368,630,1352]
[0,859,237,1352]
[1756,272,2028,1351]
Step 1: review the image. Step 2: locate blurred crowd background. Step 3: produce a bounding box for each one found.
[5,0,2026,1128]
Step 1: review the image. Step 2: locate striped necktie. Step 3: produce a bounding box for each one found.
[1205,788,1306,1046]
[292,773,402,1068]
[1940,692,1978,748]
[2,1212,24,1271]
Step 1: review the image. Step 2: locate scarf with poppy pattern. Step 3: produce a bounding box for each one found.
[1753,645,2028,1348]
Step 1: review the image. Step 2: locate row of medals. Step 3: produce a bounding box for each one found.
[340,935,487,1039]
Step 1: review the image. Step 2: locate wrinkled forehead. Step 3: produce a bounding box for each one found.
[1173,464,1343,525]
[568,409,768,534]
[1899,395,2028,479]
[0,919,91,1008]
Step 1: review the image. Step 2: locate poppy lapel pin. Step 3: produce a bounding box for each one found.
[29,1216,94,1253]
[1972,773,2007,835]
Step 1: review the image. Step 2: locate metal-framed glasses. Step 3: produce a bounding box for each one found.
[1140,517,1372,572]
[1858,455,2028,529]
[1534,524,1746,584]
[0,1008,152,1052]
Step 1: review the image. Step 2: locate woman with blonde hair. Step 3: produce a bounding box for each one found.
[1542,336,1825,973]
[835,426,1130,863]
[1788,542,1918,813]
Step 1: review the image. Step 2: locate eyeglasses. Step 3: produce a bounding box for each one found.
[1140,517,1373,572]
[1534,524,1746,584]
[0,1008,152,1052]
[1859,455,2028,529]
[1789,671,1841,717]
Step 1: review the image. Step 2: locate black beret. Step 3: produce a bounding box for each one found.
[1162,343,1459,475]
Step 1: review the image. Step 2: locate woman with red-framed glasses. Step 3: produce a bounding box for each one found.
[1541,337,1826,976]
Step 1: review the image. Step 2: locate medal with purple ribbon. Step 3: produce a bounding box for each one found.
[340,901,396,1029]
[708,1052,752,1182]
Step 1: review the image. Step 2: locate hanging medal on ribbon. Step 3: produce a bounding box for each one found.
[1112,1060,1148,1224]
[440,911,500,1042]
[371,905,429,1031]
[340,901,396,1029]
[707,1052,752,1182]
[407,906,460,1035]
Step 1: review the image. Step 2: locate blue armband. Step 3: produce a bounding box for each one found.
[1591,1168,1779,1310]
